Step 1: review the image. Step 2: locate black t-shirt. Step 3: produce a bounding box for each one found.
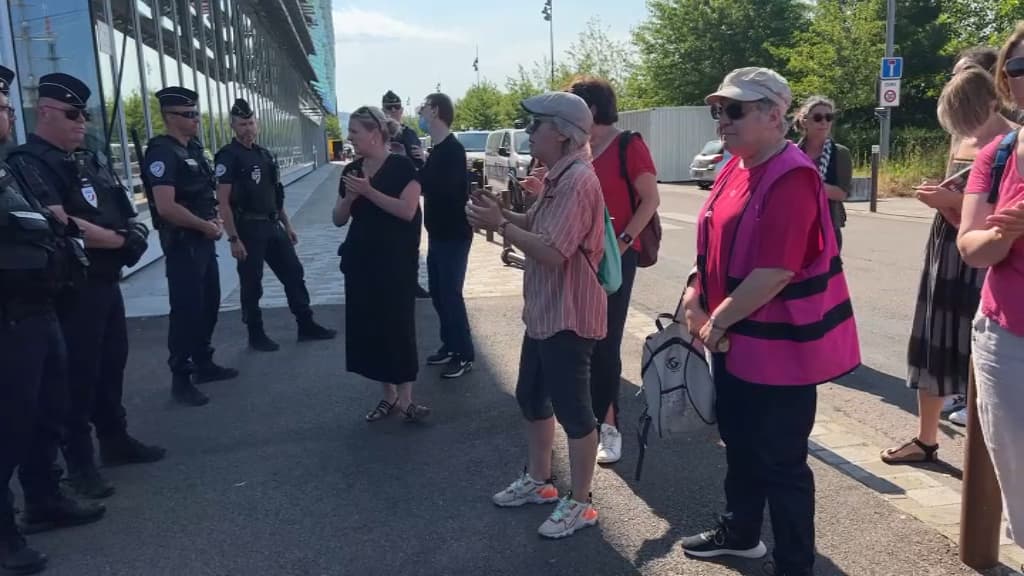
[419,133,470,241]
[338,154,422,266]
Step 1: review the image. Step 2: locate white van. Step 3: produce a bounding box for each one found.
[483,129,532,190]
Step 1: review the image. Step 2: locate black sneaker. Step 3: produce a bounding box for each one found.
[297,320,337,342]
[193,362,239,384]
[172,374,210,407]
[441,357,473,379]
[680,517,767,559]
[426,349,453,366]
[0,534,47,575]
[99,435,166,467]
[248,330,280,352]
[62,470,115,500]
[19,494,105,535]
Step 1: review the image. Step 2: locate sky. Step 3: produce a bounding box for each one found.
[332,0,649,114]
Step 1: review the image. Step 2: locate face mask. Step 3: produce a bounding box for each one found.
[418,115,431,133]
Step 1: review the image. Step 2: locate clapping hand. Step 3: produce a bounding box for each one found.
[342,173,372,198]
[987,200,1024,240]
[466,190,504,231]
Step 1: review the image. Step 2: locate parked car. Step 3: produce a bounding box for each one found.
[690,139,731,189]
[455,131,488,183]
[484,129,532,191]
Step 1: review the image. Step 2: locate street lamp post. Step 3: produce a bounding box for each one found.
[542,0,553,87]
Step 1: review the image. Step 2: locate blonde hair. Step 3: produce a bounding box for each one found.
[794,95,835,133]
[351,106,401,141]
[937,66,998,137]
[996,22,1024,109]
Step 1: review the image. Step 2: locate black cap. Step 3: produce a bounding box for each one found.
[230,98,253,118]
[38,73,90,108]
[156,86,198,108]
[382,90,401,107]
[0,65,13,96]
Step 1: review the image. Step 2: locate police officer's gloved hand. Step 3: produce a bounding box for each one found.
[117,222,150,267]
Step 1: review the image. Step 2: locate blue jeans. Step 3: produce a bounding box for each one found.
[427,237,474,361]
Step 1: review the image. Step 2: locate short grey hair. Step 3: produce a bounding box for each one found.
[550,117,589,149]
[751,98,789,136]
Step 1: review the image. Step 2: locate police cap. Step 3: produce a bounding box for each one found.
[382,90,402,107]
[38,73,90,108]
[156,86,198,108]
[230,98,254,119]
[0,65,13,96]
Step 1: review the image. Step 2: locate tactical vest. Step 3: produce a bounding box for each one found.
[144,135,217,230]
[226,143,279,216]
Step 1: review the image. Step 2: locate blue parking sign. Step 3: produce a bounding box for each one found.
[880,57,903,79]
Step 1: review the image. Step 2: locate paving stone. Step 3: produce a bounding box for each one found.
[815,432,871,449]
[906,487,963,508]
[885,472,943,492]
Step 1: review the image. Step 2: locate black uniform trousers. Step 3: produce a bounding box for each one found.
[165,234,220,375]
[714,355,818,576]
[0,310,67,536]
[236,218,311,328]
[57,278,129,472]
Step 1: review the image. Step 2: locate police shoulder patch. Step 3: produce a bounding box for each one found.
[149,161,165,178]
[215,164,227,177]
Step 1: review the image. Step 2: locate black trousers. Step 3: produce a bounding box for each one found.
[715,356,818,575]
[165,236,220,374]
[236,219,311,329]
[590,248,639,426]
[426,237,474,361]
[57,278,129,472]
[0,310,66,536]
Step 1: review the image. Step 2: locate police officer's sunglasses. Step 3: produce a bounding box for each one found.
[40,105,90,122]
[166,110,200,119]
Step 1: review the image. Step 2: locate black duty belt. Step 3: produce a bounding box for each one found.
[0,296,53,325]
[236,212,279,222]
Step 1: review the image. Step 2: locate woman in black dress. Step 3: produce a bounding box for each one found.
[333,106,429,423]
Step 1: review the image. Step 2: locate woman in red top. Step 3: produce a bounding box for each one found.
[567,76,660,465]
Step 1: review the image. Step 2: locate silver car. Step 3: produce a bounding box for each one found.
[690,139,731,190]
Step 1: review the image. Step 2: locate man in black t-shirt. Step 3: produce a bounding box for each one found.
[417,93,475,378]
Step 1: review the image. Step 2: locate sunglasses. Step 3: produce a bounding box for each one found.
[709,102,747,121]
[41,105,90,122]
[383,104,402,111]
[166,110,200,119]
[526,115,554,133]
[1006,57,1024,78]
[810,113,835,123]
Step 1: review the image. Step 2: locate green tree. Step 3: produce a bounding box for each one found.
[501,66,544,127]
[324,114,342,139]
[633,0,808,106]
[454,81,506,130]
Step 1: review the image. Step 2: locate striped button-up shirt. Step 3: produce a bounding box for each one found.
[522,150,608,341]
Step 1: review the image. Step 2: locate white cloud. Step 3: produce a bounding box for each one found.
[333,7,467,44]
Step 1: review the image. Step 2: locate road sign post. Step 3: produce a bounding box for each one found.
[879,79,901,107]
[879,0,897,160]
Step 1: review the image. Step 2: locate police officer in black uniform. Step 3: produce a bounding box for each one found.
[215,98,335,351]
[1,65,105,576]
[142,86,238,407]
[7,73,166,501]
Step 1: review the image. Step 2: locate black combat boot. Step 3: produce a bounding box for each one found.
[0,531,47,575]
[62,467,115,500]
[172,372,209,407]
[98,434,166,467]
[18,494,105,535]
[192,361,239,385]
[248,325,280,352]
[297,318,337,342]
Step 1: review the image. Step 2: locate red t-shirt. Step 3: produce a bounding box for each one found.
[702,163,823,312]
[591,134,658,249]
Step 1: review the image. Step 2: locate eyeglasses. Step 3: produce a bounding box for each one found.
[166,110,200,119]
[41,105,90,122]
[811,113,835,123]
[1005,57,1024,78]
[709,102,749,121]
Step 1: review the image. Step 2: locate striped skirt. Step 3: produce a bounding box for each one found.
[906,213,985,396]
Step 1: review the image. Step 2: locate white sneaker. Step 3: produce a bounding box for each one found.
[492,470,559,508]
[943,395,966,413]
[948,408,968,427]
[537,495,599,539]
[596,424,622,464]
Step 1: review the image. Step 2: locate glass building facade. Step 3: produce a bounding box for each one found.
[1,0,336,212]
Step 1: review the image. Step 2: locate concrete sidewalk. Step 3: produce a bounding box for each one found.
[29,166,1021,575]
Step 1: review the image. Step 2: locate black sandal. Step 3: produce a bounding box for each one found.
[365,399,396,422]
[402,403,431,423]
[881,437,939,464]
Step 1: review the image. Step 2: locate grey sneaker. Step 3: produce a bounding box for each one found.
[537,494,599,539]
[492,470,559,508]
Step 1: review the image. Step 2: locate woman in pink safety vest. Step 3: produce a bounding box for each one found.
[676,67,860,576]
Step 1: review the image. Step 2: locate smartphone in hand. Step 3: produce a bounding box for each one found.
[939,165,971,194]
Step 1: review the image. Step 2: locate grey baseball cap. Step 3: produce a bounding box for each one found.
[521,92,593,135]
[705,67,793,110]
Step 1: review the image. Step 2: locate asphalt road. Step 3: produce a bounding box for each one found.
[22,177,1005,576]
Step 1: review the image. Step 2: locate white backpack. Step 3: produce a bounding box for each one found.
[635,314,717,480]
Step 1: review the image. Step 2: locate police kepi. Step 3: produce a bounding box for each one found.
[6,72,166,498]
[214,98,336,351]
[142,86,238,407]
[0,65,105,576]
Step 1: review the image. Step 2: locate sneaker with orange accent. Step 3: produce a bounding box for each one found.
[492,470,559,508]
[537,494,598,539]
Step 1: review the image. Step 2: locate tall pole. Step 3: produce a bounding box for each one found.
[543,0,554,87]
[880,0,895,159]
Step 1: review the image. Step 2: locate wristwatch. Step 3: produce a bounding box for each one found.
[228,236,239,244]
[618,231,634,245]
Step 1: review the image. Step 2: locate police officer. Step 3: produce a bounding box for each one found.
[215,98,336,351]
[142,86,237,407]
[6,73,166,501]
[1,65,105,575]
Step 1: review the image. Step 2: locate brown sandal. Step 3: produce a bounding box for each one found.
[881,437,939,464]
[365,399,396,422]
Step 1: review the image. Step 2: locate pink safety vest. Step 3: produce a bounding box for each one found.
[697,143,861,386]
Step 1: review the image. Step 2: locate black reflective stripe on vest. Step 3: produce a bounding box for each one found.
[726,256,843,301]
[729,299,853,342]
